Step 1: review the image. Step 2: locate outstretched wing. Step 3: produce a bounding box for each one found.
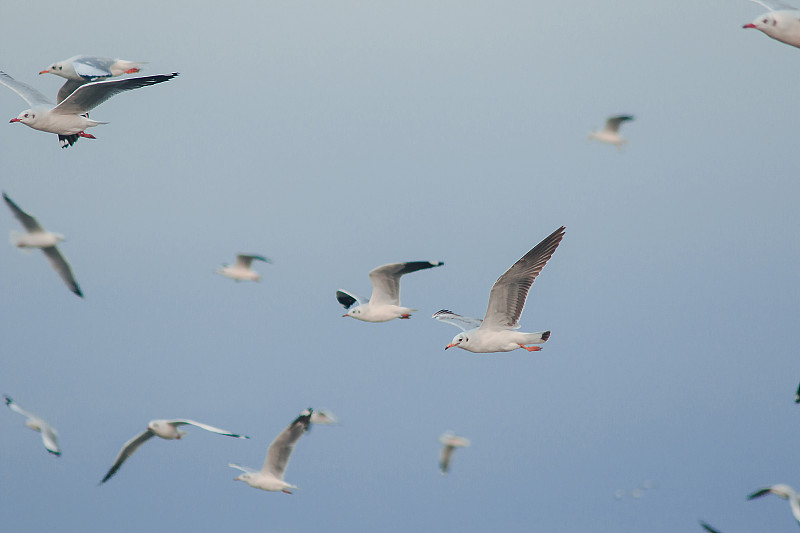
[42,246,83,298]
[262,409,312,479]
[749,0,798,11]
[40,425,61,456]
[100,430,155,484]
[698,521,722,533]
[368,261,443,306]
[168,419,248,439]
[228,462,257,474]
[482,226,565,330]
[234,254,270,269]
[52,72,178,115]
[4,395,38,420]
[439,445,455,474]
[604,115,634,133]
[336,289,364,309]
[432,310,483,332]
[57,80,87,104]
[0,71,53,107]
[72,57,115,80]
[3,193,44,232]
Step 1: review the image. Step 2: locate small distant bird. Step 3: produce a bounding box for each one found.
[588,115,635,150]
[100,419,249,484]
[4,395,61,456]
[309,409,339,427]
[747,484,800,525]
[698,520,723,533]
[433,226,564,353]
[438,431,470,474]
[4,192,82,297]
[794,380,800,403]
[337,261,444,322]
[743,0,800,48]
[229,409,312,493]
[39,55,147,104]
[0,70,178,148]
[216,254,272,282]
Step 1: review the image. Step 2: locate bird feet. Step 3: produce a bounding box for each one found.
[125,68,141,74]
[77,131,96,139]
[399,314,411,319]
[518,344,542,352]
[282,489,293,494]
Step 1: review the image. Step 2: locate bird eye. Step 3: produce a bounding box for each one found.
[23,113,28,118]
[58,66,62,70]
[764,18,769,23]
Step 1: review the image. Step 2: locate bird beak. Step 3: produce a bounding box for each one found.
[9,118,20,123]
[445,343,456,350]
[39,70,49,75]
[743,23,756,29]
[342,313,349,318]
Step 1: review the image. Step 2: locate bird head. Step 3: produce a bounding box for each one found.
[343,306,363,319]
[9,110,35,125]
[445,333,468,350]
[744,13,777,32]
[39,62,65,76]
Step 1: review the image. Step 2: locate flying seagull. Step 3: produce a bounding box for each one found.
[439,431,470,474]
[4,395,61,456]
[744,0,800,48]
[747,484,800,526]
[337,261,444,322]
[39,55,147,104]
[588,115,635,151]
[4,192,82,297]
[433,226,564,353]
[0,70,178,148]
[229,409,312,493]
[216,254,272,282]
[100,419,249,484]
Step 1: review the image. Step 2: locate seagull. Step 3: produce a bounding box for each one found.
[337,261,444,322]
[795,380,800,403]
[229,409,312,493]
[4,395,60,456]
[0,70,178,148]
[4,192,82,297]
[433,226,564,353]
[100,419,249,484]
[747,484,800,525]
[39,55,147,104]
[698,520,723,533]
[439,431,470,474]
[744,0,800,48]
[216,254,272,282]
[588,115,635,151]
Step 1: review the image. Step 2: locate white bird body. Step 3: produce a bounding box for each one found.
[588,115,634,150]
[12,229,63,248]
[748,483,800,525]
[40,55,145,81]
[744,1,800,48]
[4,395,61,456]
[11,107,102,135]
[230,409,312,493]
[100,419,248,484]
[434,226,564,354]
[337,261,444,322]
[216,254,271,282]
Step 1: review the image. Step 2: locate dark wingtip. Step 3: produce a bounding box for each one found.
[48,450,61,457]
[3,395,11,406]
[541,331,551,342]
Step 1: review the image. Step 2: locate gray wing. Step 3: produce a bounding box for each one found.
[368,261,443,306]
[432,309,483,331]
[439,445,455,474]
[72,57,115,79]
[3,193,43,232]
[52,72,178,115]
[228,462,257,474]
[40,425,61,456]
[698,521,722,533]
[482,227,565,330]
[336,289,364,309]
[0,71,53,107]
[168,419,248,439]
[234,254,271,268]
[4,395,38,420]
[57,80,87,104]
[42,246,83,298]
[791,494,800,524]
[100,429,155,484]
[261,410,312,479]
[750,0,798,11]
[604,115,634,133]
[747,487,773,500]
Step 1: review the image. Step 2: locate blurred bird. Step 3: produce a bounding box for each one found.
[39,55,147,104]
[588,115,635,151]
[337,261,444,322]
[229,409,312,493]
[4,395,61,456]
[0,70,178,148]
[309,409,339,427]
[439,431,470,474]
[3,192,82,297]
[216,254,272,282]
[743,0,800,48]
[698,520,723,533]
[433,226,564,353]
[747,484,800,525]
[794,380,800,403]
[100,419,249,484]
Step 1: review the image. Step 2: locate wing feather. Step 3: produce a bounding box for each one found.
[100,430,155,483]
[262,410,312,479]
[52,73,178,116]
[368,261,443,306]
[42,246,83,298]
[0,71,53,107]
[3,193,43,232]
[432,309,483,331]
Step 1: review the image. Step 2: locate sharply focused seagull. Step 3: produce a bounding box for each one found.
[439,431,470,474]
[748,484,800,525]
[216,254,272,282]
[743,0,800,48]
[337,261,444,322]
[3,192,82,297]
[100,419,249,484]
[433,226,564,353]
[39,55,147,104]
[588,115,635,151]
[0,70,178,148]
[4,395,61,456]
[229,409,312,493]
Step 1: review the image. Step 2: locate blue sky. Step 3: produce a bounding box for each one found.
[2,1,800,531]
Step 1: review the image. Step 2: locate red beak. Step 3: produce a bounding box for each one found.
[743,23,757,29]
[9,118,20,123]
[39,70,49,75]
[445,343,456,350]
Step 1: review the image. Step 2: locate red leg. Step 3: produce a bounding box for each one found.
[125,68,141,74]
[518,344,542,352]
[399,313,411,319]
[77,131,96,139]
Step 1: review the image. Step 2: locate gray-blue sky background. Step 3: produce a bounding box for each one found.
[2,1,800,531]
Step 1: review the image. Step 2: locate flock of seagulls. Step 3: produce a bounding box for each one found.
[4,1,800,526]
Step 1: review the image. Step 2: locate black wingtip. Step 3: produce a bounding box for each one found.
[3,395,12,406]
